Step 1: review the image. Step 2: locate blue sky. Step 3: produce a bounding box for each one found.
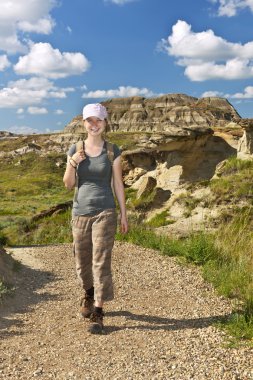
[0,0,253,134]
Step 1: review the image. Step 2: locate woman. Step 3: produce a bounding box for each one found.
[63,103,128,334]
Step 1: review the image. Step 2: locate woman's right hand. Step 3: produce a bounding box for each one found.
[72,149,86,164]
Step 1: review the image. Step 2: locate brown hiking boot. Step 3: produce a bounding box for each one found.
[88,311,105,335]
[80,295,94,318]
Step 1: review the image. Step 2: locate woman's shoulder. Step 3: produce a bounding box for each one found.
[106,141,121,159]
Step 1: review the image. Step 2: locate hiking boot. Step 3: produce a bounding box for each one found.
[88,311,105,335]
[80,295,94,318]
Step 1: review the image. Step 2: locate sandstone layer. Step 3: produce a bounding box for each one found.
[237,118,253,159]
[64,94,241,133]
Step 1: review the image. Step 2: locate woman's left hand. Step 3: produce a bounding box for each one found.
[120,215,128,234]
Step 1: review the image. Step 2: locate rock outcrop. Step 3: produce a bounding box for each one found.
[136,176,157,199]
[121,126,236,191]
[64,94,241,133]
[0,133,83,159]
[237,118,253,159]
[0,131,16,138]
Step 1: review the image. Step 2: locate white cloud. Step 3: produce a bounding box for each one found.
[6,125,40,135]
[0,24,27,54]
[14,42,90,79]
[18,16,55,34]
[0,77,68,108]
[212,0,253,17]
[230,86,253,98]
[0,0,57,54]
[185,58,253,81]
[55,109,64,114]
[201,90,224,97]
[66,26,72,33]
[8,77,53,90]
[201,86,253,99]
[0,55,11,71]
[161,19,253,81]
[105,0,137,4]
[17,108,24,114]
[28,106,48,114]
[82,86,157,98]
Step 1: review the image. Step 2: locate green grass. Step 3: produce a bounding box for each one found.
[146,210,175,227]
[3,209,73,246]
[130,189,157,210]
[0,152,72,237]
[124,187,159,211]
[116,224,217,264]
[218,155,253,175]
[0,151,73,246]
[107,131,152,150]
[210,157,253,203]
[175,192,200,217]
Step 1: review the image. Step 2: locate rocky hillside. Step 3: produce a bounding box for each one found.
[64,94,241,133]
[0,95,252,244]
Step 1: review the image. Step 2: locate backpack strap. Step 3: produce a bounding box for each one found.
[105,141,115,196]
[76,140,85,154]
[73,140,85,203]
[106,141,114,165]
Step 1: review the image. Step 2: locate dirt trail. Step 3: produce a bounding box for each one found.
[0,242,252,380]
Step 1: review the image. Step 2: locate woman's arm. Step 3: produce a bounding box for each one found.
[63,149,86,190]
[63,155,77,190]
[112,156,128,234]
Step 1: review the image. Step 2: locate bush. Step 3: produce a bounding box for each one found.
[0,230,8,246]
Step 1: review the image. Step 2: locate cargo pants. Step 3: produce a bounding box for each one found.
[72,209,117,303]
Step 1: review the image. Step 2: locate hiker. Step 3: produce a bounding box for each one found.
[63,103,128,334]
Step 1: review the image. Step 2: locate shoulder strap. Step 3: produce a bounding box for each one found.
[76,140,85,153]
[106,141,114,165]
[73,140,85,204]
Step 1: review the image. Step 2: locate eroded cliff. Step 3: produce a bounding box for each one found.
[64,94,241,133]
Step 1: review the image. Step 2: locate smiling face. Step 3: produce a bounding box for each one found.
[84,116,106,136]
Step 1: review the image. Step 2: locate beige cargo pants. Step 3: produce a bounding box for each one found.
[72,209,117,303]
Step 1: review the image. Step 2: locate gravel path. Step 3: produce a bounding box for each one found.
[0,242,252,380]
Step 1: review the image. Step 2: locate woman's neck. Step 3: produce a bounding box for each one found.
[85,135,104,147]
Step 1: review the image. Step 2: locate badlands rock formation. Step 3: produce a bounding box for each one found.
[237,118,253,159]
[1,94,251,195]
[0,94,252,235]
[62,93,247,190]
[64,94,240,133]
[121,129,236,192]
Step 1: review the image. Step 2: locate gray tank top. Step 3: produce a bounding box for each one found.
[68,141,121,216]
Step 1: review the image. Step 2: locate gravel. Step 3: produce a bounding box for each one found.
[0,242,252,380]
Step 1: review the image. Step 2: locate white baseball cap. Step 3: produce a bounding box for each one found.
[82,103,108,120]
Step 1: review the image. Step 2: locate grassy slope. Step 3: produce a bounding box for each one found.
[0,151,72,244]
